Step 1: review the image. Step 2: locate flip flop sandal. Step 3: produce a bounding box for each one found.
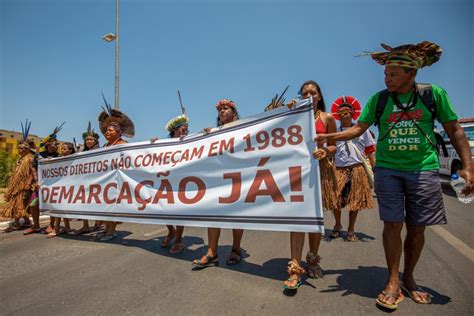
[401,284,432,304]
[375,291,404,310]
[283,275,302,290]
[169,243,185,254]
[345,234,359,242]
[47,231,57,238]
[23,227,41,235]
[70,228,91,235]
[99,234,117,242]
[226,249,242,265]
[330,229,342,239]
[161,236,174,248]
[192,255,219,270]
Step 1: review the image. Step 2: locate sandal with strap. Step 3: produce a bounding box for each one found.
[345,233,359,242]
[283,260,305,290]
[23,227,41,235]
[306,252,323,279]
[226,248,242,265]
[192,255,219,270]
[376,290,404,310]
[330,226,342,239]
[401,284,432,304]
[161,235,174,248]
[169,243,185,254]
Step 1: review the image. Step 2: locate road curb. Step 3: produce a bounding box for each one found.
[0,215,50,230]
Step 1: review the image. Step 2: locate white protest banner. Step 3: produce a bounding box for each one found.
[39,102,324,232]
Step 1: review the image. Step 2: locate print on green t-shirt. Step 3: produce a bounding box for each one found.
[358,84,458,171]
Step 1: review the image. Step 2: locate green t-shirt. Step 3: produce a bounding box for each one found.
[358,84,458,171]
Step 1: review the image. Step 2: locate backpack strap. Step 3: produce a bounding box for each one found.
[416,83,436,121]
[374,89,390,127]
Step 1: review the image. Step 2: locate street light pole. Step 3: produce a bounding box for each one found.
[114,0,119,110]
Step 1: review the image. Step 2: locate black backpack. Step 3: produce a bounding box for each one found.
[374,83,436,127]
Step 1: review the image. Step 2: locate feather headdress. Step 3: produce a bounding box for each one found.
[39,122,65,150]
[97,93,135,138]
[19,119,36,152]
[359,41,442,69]
[165,114,189,134]
[264,85,289,111]
[82,121,100,140]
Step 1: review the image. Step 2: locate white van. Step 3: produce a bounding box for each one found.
[438,118,474,176]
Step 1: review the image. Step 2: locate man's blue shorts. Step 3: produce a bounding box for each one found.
[374,167,447,225]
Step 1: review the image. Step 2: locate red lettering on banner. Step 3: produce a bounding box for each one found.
[208,141,219,157]
[135,180,153,211]
[59,186,74,203]
[41,187,50,203]
[178,177,206,204]
[245,169,284,203]
[72,185,86,204]
[103,183,118,204]
[87,184,102,204]
[117,182,133,204]
[219,137,235,155]
[152,179,174,204]
[50,186,60,203]
[219,173,242,203]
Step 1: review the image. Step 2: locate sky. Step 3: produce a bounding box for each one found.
[1,0,473,143]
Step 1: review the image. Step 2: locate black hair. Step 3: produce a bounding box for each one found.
[62,142,76,154]
[299,80,326,112]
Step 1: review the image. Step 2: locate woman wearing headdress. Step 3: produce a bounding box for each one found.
[23,122,63,235]
[192,99,244,269]
[2,120,36,232]
[71,122,102,235]
[160,114,190,254]
[47,142,76,238]
[283,80,340,290]
[97,98,135,241]
[330,96,375,242]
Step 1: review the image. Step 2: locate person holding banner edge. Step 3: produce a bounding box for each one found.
[284,80,340,290]
[192,99,244,269]
[97,96,135,241]
[161,114,190,254]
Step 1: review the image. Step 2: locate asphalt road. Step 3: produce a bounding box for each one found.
[1,178,473,315]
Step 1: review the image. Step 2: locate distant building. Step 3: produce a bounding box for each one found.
[0,129,43,155]
[0,129,67,156]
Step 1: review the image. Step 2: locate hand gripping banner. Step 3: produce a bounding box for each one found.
[39,102,324,232]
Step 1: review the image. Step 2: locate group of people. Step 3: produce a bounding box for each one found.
[2,40,473,310]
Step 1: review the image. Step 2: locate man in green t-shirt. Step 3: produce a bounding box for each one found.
[317,41,473,310]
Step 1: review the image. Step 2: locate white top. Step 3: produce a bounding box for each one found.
[335,127,375,167]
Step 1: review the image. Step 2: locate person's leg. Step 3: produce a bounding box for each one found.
[175,226,184,244]
[64,218,71,232]
[331,210,343,238]
[45,216,55,233]
[373,167,406,306]
[31,205,40,229]
[227,229,244,264]
[284,232,305,288]
[192,228,220,267]
[307,232,323,278]
[161,225,175,247]
[346,210,359,241]
[378,222,404,304]
[170,226,185,254]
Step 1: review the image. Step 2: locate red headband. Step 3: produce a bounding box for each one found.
[215,99,236,110]
[331,96,361,120]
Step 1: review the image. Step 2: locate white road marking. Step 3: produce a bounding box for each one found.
[144,228,168,237]
[429,225,474,263]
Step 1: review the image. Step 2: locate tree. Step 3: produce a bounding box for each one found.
[0,152,18,187]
